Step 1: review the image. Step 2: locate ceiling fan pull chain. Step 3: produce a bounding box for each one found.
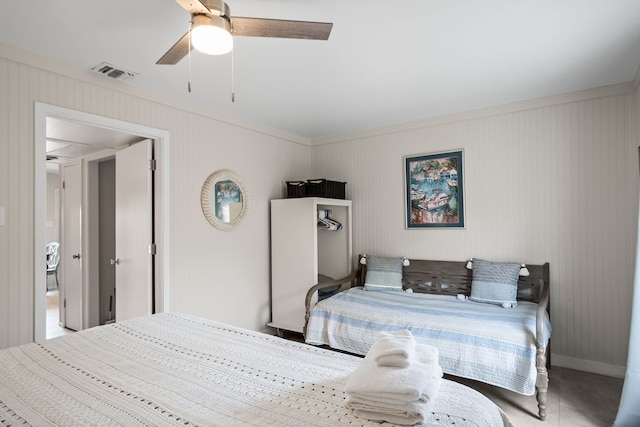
[188,20,193,93]
[231,48,235,102]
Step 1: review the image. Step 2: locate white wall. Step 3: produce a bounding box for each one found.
[312,84,638,376]
[0,44,312,348]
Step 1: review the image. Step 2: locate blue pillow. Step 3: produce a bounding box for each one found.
[470,258,520,307]
[364,256,404,291]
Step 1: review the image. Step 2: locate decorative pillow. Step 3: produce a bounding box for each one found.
[469,258,520,307]
[364,256,405,291]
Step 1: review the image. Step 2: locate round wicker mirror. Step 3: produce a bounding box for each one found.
[201,169,250,231]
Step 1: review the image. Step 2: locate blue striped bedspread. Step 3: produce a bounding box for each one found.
[305,287,551,395]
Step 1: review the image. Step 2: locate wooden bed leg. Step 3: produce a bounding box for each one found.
[535,346,548,421]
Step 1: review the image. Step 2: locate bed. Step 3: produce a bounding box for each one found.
[0,313,511,426]
[303,258,551,420]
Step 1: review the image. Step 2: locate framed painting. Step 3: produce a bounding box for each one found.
[405,150,464,228]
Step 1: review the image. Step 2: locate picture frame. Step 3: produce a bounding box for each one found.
[404,150,464,228]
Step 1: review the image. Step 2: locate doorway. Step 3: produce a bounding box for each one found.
[34,103,171,342]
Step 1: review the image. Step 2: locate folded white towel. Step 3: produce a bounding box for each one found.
[351,408,426,426]
[377,354,410,368]
[414,343,439,364]
[345,343,442,403]
[347,364,443,406]
[346,394,432,416]
[371,330,416,368]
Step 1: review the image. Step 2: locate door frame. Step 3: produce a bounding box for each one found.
[34,103,171,341]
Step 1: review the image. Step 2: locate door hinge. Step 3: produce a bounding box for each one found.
[62,180,65,189]
[149,243,157,255]
[149,159,157,171]
[63,298,66,308]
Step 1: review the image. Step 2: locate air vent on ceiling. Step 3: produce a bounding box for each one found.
[91,62,138,81]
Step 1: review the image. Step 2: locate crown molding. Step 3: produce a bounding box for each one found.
[311,81,634,146]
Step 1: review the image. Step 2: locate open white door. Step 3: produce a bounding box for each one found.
[115,140,154,322]
[61,161,83,331]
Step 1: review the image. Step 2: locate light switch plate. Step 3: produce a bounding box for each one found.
[0,207,4,226]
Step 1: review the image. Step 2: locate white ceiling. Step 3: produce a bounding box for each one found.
[46,118,145,161]
[44,117,145,172]
[2,0,640,140]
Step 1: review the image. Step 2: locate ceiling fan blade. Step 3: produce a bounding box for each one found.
[231,17,332,40]
[175,0,210,15]
[156,31,194,65]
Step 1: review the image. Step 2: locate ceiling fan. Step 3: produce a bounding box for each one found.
[157,0,333,65]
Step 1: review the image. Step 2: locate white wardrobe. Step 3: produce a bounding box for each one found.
[269,198,352,333]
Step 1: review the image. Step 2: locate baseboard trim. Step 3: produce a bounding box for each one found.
[551,353,626,378]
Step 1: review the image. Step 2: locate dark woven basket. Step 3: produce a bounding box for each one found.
[286,181,307,198]
[305,179,346,199]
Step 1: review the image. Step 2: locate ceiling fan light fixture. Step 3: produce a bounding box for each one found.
[156,0,333,66]
[191,14,233,55]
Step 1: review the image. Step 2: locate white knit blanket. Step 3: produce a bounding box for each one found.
[0,313,508,426]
